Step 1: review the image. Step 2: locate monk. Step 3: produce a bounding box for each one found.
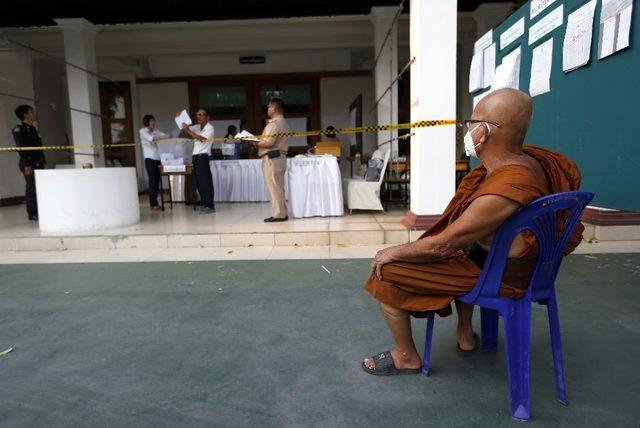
[362,88,583,375]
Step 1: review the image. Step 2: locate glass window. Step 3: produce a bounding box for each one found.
[261,84,310,114]
[110,123,127,144]
[107,89,126,119]
[198,86,247,116]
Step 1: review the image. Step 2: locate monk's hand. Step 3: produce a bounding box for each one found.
[371,248,396,280]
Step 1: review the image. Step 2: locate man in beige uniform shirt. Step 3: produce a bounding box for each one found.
[253,98,290,222]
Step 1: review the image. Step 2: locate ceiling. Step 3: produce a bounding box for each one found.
[0,0,503,27]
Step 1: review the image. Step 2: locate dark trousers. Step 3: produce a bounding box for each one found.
[192,154,214,208]
[19,163,40,218]
[145,158,161,207]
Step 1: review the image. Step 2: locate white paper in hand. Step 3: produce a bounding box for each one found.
[235,130,259,142]
[175,109,192,128]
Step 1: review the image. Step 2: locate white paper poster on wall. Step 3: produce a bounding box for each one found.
[529,4,564,45]
[530,38,554,96]
[491,47,522,91]
[483,44,496,88]
[531,0,557,19]
[469,51,484,92]
[500,18,525,50]
[598,0,634,59]
[474,29,494,54]
[562,0,597,72]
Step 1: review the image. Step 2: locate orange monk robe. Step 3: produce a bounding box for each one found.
[364,146,583,317]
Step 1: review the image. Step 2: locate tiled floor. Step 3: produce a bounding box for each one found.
[0,200,408,250]
[0,201,406,238]
[2,200,639,257]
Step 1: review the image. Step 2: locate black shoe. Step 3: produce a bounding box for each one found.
[28,215,38,221]
[270,216,288,222]
[264,217,275,222]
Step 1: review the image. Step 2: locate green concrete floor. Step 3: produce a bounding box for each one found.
[0,254,638,427]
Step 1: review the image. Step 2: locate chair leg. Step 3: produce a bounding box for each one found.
[480,307,499,351]
[502,299,532,421]
[546,295,568,406]
[422,312,435,376]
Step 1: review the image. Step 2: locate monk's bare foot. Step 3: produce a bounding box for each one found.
[457,330,477,351]
[363,347,422,371]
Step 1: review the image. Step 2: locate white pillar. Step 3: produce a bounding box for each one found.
[370,7,399,158]
[54,18,104,167]
[408,0,457,218]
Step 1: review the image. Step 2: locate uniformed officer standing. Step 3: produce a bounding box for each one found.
[253,98,290,222]
[12,105,46,221]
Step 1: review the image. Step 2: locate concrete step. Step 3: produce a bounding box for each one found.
[0,227,422,251]
[1,224,638,252]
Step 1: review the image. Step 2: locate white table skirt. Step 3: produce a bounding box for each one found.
[287,156,344,218]
[211,159,270,202]
[208,157,343,217]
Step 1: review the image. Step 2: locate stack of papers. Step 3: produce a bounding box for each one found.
[563,0,597,72]
[491,47,521,91]
[234,130,259,142]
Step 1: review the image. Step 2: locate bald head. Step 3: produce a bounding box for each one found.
[474,88,532,144]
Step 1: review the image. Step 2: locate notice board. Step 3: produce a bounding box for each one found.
[471,0,638,211]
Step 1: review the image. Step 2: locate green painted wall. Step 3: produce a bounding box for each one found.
[472,0,639,211]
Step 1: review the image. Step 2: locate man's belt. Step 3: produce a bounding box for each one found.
[261,150,281,159]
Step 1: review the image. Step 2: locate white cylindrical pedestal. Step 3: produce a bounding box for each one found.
[35,168,140,233]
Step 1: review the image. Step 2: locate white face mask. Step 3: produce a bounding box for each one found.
[463,123,489,158]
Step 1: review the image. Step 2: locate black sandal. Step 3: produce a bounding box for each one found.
[457,333,479,354]
[361,351,422,376]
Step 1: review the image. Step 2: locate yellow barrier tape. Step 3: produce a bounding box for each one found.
[0,119,457,152]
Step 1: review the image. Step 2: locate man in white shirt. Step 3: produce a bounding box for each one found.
[139,115,171,211]
[180,108,215,213]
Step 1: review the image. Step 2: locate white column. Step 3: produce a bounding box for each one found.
[370,7,399,158]
[54,18,104,167]
[409,0,457,216]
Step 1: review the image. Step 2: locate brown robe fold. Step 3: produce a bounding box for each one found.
[364,145,583,317]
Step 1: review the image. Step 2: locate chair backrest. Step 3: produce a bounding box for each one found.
[465,191,594,303]
[377,147,391,185]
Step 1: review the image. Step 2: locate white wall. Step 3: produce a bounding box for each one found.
[143,49,356,77]
[0,51,35,200]
[137,82,189,186]
[137,82,189,128]
[320,75,376,178]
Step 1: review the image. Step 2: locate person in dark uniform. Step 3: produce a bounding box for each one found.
[12,105,46,221]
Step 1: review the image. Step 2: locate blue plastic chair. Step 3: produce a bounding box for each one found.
[421,191,594,421]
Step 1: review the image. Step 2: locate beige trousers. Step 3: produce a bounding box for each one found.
[262,154,288,218]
